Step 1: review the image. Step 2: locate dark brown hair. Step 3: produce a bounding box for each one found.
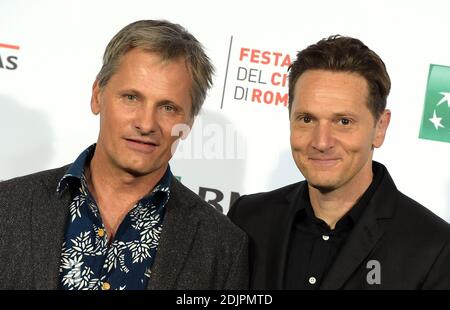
[288,35,390,120]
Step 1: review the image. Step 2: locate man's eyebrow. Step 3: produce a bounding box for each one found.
[120,88,144,96]
[290,111,359,118]
[291,110,311,115]
[333,111,359,118]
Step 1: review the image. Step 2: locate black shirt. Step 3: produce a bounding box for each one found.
[284,165,384,289]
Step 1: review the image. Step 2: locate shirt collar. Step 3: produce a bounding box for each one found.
[142,164,172,208]
[295,160,385,227]
[346,161,384,224]
[57,144,96,193]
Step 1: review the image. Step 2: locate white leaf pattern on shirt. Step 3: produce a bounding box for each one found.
[59,185,169,290]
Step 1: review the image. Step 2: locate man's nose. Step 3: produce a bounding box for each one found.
[311,122,335,152]
[134,104,158,134]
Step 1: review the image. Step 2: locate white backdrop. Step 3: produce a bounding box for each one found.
[1,0,449,220]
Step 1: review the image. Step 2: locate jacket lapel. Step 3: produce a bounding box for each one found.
[264,182,305,289]
[148,178,199,289]
[319,207,384,289]
[32,169,70,289]
[320,166,397,289]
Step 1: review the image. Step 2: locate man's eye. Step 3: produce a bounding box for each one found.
[301,116,312,123]
[339,118,351,125]
[163,105,176,112]
[124,94,137,101]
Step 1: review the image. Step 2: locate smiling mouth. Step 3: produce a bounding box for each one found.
[309,158,340,166]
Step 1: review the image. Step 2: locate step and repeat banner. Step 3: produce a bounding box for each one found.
[1,0,449,221]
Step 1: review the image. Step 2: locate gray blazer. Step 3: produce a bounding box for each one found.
[0,166,248,289]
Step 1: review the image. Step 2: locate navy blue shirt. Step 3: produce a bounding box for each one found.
[57,144,171,290]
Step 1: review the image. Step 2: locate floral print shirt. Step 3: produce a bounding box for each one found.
[57,144,171,290]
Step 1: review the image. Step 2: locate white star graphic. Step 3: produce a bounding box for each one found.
[429,110,445,130]
[437,92,450,107]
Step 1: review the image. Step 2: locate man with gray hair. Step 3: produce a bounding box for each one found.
[0,20,248,290]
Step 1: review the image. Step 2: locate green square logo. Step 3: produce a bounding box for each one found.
[419,64,450,143]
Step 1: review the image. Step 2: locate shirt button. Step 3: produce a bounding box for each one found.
[102,282,111,290]
[322,235,330,241]
[98,228,105,237]
[308,276,316,285]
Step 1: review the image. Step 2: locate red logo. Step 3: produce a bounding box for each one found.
[0,42,20,70]
[236,47,291,107]
[0,43,20,50]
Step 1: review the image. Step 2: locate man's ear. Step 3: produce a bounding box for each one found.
[373,109,391,148]
[91,80,101,115]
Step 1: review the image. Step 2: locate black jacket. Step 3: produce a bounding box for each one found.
[228,162,450,289]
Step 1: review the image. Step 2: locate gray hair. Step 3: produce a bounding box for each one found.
[96,20,214,116]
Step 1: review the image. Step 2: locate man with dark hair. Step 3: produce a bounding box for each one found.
[0,20,248,290]
[228,35,450,289]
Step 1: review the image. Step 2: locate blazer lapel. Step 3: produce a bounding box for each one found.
[32,173,70,289]
[319,208,384,289]
[148,178,199,289]
[320,165,397,289]
[265,182,305,289]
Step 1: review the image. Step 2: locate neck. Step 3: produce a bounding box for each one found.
[308,165,373,230]
[87,153,167,206]
[85,148,167,241]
